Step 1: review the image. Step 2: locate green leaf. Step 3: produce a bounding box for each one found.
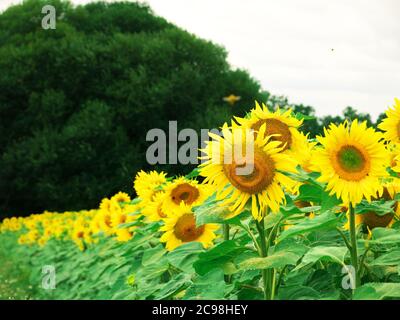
[141,244,166,267]
[134,260,169,282]
[369,249,400,267]
[295,184,322,202]
[295,246,348,269]
[127,198,143,205]
[193,240,247,276]
[278,211,339,242]
[278,286,321,300]
[118,219,143,229]
[153,273,192,300]
[239,251,301,271]
[274,240,309,257]
[238,240,308,271]
[366,228,400,244]
[166,242,204,274]
[185,167,200,179]
[353,283,400,300]
[356,199,396,216]
[193,198,247,226]
[263,212,284,229]
[184,269,227,300]
[295,184,340,211]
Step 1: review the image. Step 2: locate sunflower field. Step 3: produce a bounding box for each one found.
[2,99,400,300]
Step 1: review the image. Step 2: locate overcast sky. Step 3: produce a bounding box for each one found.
[1,0,399,120]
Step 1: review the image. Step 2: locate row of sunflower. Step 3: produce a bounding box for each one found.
[2,98,400,300]
[0,170,222,252]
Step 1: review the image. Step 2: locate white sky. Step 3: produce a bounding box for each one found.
[1,0,399,120]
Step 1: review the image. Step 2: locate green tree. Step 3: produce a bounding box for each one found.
[0,0,267,217]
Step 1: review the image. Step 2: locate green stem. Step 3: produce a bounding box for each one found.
[358,247,370,279]
[241,223,261,254]
[349,203,360,289]
[255,218,270,300]
[231,229,239,240]
[223,223,231,284]
[265,216,283,253]
[270,269,277,300]
[223,223,230,241]
[275,265,287,296]
[336,227,352,253]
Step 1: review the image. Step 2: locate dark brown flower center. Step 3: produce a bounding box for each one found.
[171,183,200,205]
[174,214,205,242]
[223,150,275,194]
[104,215,112,227]
[251,118,292,150]
[157,203,167,218]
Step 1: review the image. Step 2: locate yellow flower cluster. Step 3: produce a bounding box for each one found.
[1,192,140,250]
[134,171,218,251]
[1,173,220,252]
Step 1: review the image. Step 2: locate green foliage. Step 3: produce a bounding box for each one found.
[353,283,400,300]
[2,165,400,301]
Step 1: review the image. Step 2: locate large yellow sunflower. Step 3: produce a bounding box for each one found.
[160,203,219,251]
[133,170,167,204]
[378,98,400,144]
[235,101,303,152]
[313,120,389,205]
[162,177,210,213]
[200,122,298,220]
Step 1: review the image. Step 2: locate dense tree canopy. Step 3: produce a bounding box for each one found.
[0,0,384,218]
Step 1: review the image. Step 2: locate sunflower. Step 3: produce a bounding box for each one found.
[388,145,400,175]
[90,213,103,235]
[294,132,318,173]
[111,191,131,204]
[37,236,48,247]
[142,191,168,222]
[109,204,126,229]
[115,229,134,242]
[98,202,114,235]
[110,204,138,228]
[235,101,303,152]
[313,120,389,205]
[378,98,400,144]
[134,170,167,204]
[160,203,219,251]
[162,177,210,213]
[344,185,400,231]
[200,122,298,220]
[99,198,113,212]
[71,221,93,250]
